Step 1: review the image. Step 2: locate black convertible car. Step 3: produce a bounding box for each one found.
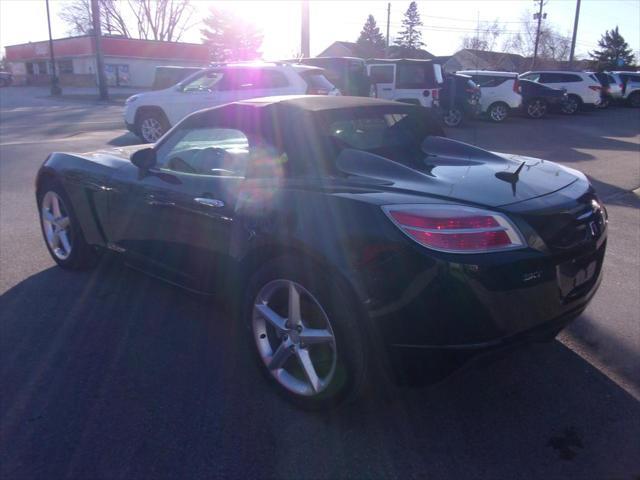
[36,96,607,409]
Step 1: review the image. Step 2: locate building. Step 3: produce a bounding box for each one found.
[5,35,209,88]
[317,41,434,60]
[439,48,593,73]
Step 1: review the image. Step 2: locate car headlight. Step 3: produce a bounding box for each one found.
[125,95,139,104]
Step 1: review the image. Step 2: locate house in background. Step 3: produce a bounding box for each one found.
[317,41,434,60]
[5,35,208,88]
[440,48,593,73]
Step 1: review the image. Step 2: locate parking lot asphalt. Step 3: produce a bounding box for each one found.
[1,89,639,479]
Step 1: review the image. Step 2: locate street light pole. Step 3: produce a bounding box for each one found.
[385,2,391,58]
[301,0,310,58]
[568,0,581,69]
[91,0,109,100]
[45,0,61,95]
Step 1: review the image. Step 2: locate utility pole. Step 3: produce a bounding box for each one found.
[385,2,391,58]
[301,0,310,58]
[532,0,546,69]
[568,0,581,69]
[45,0,61,95]
[91,0,109,100]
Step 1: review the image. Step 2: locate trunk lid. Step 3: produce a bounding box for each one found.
[335,137,580,207]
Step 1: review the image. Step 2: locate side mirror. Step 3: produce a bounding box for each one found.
[131,147,157,170]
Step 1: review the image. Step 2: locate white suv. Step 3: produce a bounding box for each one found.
[457,70,522,122]
[519,71,601,114]
[125,63,340,143]
[611,71,640,107]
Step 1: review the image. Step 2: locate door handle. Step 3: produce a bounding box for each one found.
[194,197,224,208]
[382,87,392,91]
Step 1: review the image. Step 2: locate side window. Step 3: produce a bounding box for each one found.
[369,65,394,84]
[520,73,540,82]
[156,127,250,177]
[217,69,289,90]
[474,75,508,87]
[563,74,582,83]
[182,70,223,92]
[539,73,561,83]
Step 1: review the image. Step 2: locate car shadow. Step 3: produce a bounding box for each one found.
[1,261,639,479]
[108,132,144,147]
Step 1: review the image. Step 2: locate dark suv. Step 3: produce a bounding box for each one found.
[438,73,481,127]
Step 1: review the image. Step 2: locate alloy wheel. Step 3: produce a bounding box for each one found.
[252,279,337,397]
[140,117,164,143]
[561,97,579,114]
[526,100,547,118]
[443,108,462,127]
[490,104,508,122]
[41,191,72,260]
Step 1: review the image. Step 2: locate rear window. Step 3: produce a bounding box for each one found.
[317,107,442,165]
[300,71,335,93]
[396,64,437,89]
[474,75,510,88]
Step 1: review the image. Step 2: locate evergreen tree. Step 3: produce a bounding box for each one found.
[589,26,636,70]
[356,15,386,57]
[201,7,263,62]
[394,1,425,55]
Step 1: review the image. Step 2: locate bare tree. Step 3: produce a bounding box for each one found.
[59,0,130,36]
[460,19,505,52]
[505,11,571,61]
[59,0,194,41]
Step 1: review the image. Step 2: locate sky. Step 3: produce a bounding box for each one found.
[1,0,639,60]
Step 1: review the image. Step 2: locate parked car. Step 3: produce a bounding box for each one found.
[519,79,568,119]
[151,66,203,90]
[38,95,607,409]
[611,71,640,107]
[288,57,370,96]
[438,73,481,127]
[519,71,601,114]
[457,70,522,122]
[367,59,444,108]
[0,71,12,87]
[124,63,340,143]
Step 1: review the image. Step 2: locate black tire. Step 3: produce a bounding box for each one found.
[487,102,509,122]
[243,256,370,410]
[524,98,548,119]
[442,107,463,127]
[628,92,640,108]
[561,95,581,115]
[135,109,170,143]
[37,180,98,270]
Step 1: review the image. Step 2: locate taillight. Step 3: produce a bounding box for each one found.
[383,205,525,253]
[513,78,521,94]
[588,85,601,91]
[431,88,439,100]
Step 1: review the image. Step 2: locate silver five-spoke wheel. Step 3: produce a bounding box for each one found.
[41,191,72,260]
[252,279,337,397]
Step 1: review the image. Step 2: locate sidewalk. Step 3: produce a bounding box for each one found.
[0,86,148,108]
